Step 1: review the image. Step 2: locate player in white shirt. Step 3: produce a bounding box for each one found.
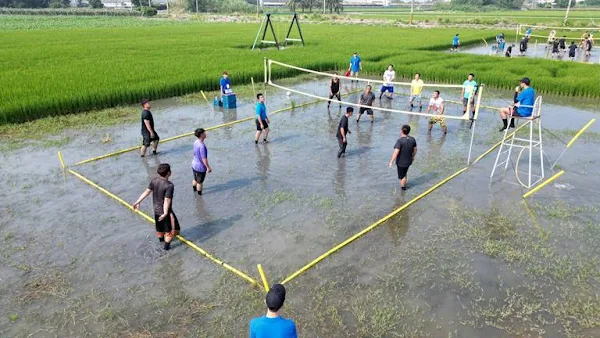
[426,90,447,134]
[379,64,395,99]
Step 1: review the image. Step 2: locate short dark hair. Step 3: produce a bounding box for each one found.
[194,128,205,138]
[157,163,171,177]
[257,93,263,99]
[141,99,149,106]
[434,90,440,95]
[366,85,372,90]
[223,71,228,75]
[346,107,354,113]
[401,124,411,135]
[520,77,531,86]
[468,73,475,77]
[415,72,420,76]
[333,72,338,75]
[388,64,394,68]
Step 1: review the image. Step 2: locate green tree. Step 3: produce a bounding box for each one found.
[585,0,600,5]
[89,0,103,8]
[554,0,575,7]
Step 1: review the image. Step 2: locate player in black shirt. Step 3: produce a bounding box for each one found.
[328,73,342,109]
[505,44,514,57]
[568,41,577,60]
[388,125,417,191]
[336,107,353,158]
[140,99,159,157]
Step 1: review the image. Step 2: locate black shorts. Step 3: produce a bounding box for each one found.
[397,166,409,180]
[359,107,373,115]
[155,211,180,237]
[569,52,575,57]
[256,119,269,131]
[142,132,159,147]
[462,97,474,107]
[193,169,206,183]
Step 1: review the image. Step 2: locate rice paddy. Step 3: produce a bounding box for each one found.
[1,11,600,338]
[1,15,600,125]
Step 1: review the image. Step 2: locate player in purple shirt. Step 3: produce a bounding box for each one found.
[191,128,211,195]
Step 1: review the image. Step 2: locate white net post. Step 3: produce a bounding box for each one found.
[467,84,484,165]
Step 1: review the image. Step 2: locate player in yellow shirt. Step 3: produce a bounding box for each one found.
[409,73,424,110]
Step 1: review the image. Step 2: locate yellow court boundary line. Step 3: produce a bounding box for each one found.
[67,168,261,288]
[566,118,595,148]
[280,167,468,285]
[257,264,270,292]
[522,170,565,199]
[72,90,362,167]
[279,123,534,285]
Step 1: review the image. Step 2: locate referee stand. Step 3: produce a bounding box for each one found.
[490,96,545,188]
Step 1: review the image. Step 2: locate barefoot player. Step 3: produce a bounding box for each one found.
[140,100,159,157]
[254,93,270,144]
[133,163,180,251]
[426,90,447,135]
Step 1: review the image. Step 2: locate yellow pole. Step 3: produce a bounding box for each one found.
[522,170,564,199]
[201,90,210,104]
[57,151,66,169]
[566,118,595,148]
[74,146,140,166]
[257,264,270,292]
[280,166,469,285]
[67,168,260,287]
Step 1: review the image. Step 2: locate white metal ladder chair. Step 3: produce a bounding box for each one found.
[490,96,544,188]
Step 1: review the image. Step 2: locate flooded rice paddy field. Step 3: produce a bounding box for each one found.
[0,78,599,337]
[458,42,600,64]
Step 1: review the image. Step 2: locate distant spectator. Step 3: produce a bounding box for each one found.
[568,41,577,60]
[451,33,460,51]
[250,284,297,338]
[220,71,232,96]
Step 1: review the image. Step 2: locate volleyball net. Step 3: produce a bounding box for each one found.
[264,59,484,122]
[263,58,484,163]
[517,24,597,41]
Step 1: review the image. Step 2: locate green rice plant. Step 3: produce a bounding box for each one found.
[0,18,599,125]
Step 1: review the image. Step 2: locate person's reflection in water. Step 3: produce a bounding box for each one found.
[426,132,446,161]
[334,157,347,197]
[221,107,238,140]
[387,198,411,246]
[255,144,271,185]
[142,155,162,181]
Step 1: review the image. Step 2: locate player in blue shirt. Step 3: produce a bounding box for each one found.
[219,71,232,96]
[525,27,532,37]
[499,77,535,131]
[348,51,362,82]
[452,34,460,51]
[250,284,297,338]
[254,93,270,144]
[461,73,478,117]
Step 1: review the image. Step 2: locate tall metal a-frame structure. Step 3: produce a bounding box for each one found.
[252,12,305,51]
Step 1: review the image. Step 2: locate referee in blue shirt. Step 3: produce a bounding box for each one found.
[499,77,535,131]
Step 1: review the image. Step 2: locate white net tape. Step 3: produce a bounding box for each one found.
[518,24,597,40]
[266,59,482,121]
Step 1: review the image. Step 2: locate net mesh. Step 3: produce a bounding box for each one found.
[518,24,597,41]
[265,59,483,121]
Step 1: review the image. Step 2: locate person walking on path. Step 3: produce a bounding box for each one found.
[249,284,297,338]
[140,99,159,157]
[389,125,417,191]
[336,107,353,158]
[452,34,460,51]
[132,163,180,251]
[255,93,270,144]
[191,128,211,196]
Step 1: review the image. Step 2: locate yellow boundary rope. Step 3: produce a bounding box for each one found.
[280,167,469,284]
[522,170,565,199]
[566,118,595,148]
[257,264,270,292]
[67,168,261,288]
